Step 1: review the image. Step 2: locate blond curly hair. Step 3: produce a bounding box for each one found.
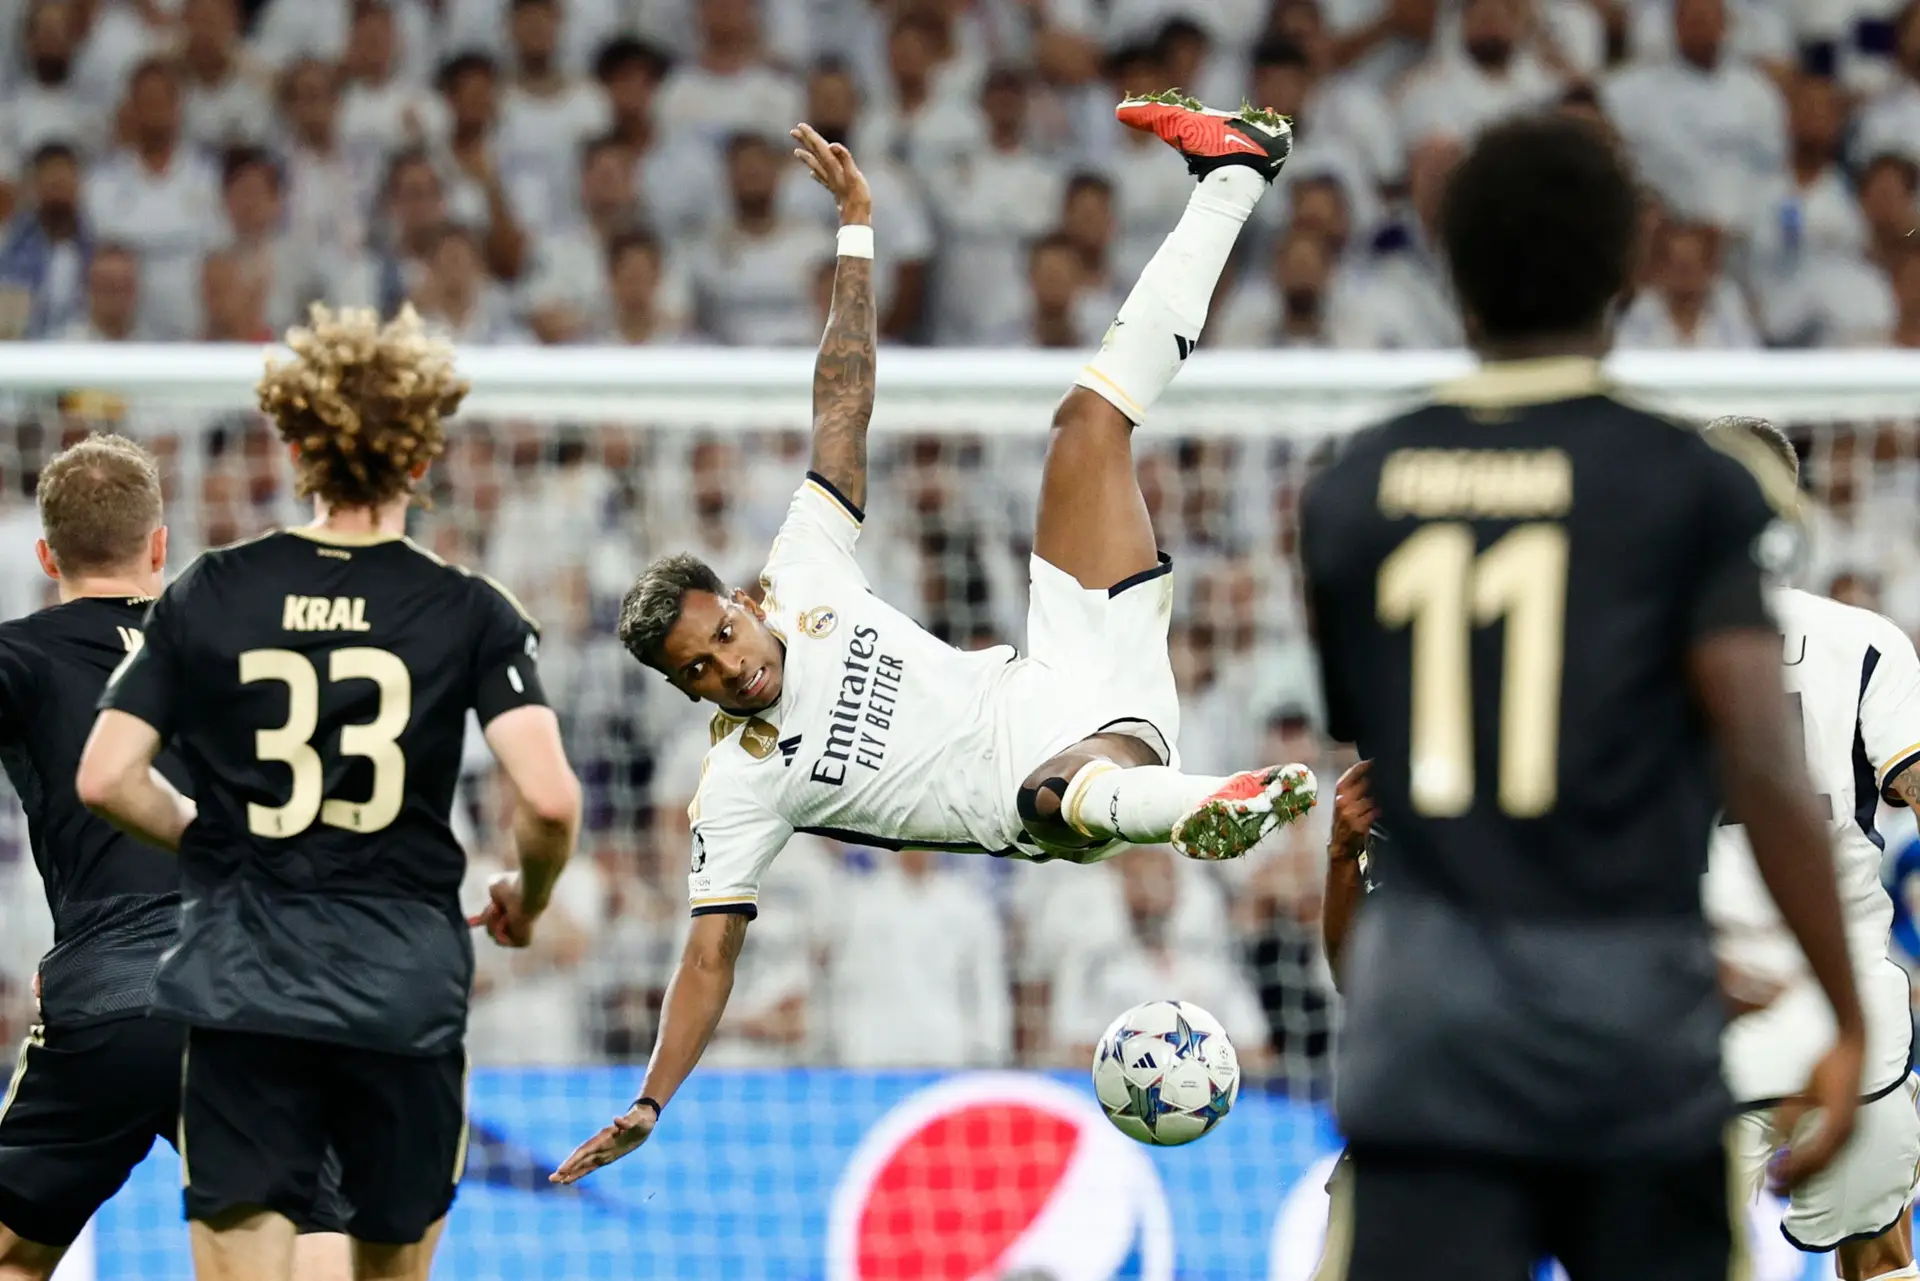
[257,304,468,509]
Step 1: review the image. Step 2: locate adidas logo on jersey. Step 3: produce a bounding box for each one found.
[779,735,803,767]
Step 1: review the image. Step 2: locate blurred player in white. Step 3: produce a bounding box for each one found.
[1705,416,1920,1281]
[553,100,1313,1183]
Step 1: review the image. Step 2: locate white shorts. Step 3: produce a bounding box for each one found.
[1021,552,1181,765]
[992,554,1181,860]
[1731,1075,1920,1252]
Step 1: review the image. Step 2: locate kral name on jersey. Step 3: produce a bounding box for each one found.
[810,624,905,787]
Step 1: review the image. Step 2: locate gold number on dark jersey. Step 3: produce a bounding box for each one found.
[239,647,413,838]
[1377,522,1568,818]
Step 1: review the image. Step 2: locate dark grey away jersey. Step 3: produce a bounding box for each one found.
[102,529,546,1055]
[1299,359,1780,1160]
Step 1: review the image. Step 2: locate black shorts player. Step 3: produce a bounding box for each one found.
[0,437,352,1272]
[0,593,192,1252]
[91,525,551,1245]
[1298,115,1864,1281]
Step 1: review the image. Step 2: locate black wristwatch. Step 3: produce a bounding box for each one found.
[632,1095,663,1119]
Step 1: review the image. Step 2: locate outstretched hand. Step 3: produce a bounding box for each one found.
[467,872,538,949]
[550,1103,657,1185]
[791,123,871,225]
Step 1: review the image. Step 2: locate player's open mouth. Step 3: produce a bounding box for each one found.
[741,667,767,699]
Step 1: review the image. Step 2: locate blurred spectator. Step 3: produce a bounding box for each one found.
[1152,15,1244,107]
[1628,0,1794,70]
[1323,0,1442,88]
[655,0,804,150]
[825,848,1011,1067]
[1050,846,1274,1070]
[85,58,223,340]
[690,133,832,346]
[1338,135,1464,347]
[411,221,526,343]
[991,231,1097,347]
[251,0,436,85]
[1859,152,1920,265]
[1395,0,1563,149]
[1617,220,1761,347]
[220,146,327,333]
[1247,38,1392,227]
[200,246,270,341]
[595,36,719,247]
[521,133,640,343]
[1893,241,1920,347]
[598,228,683,344]
[465,843,608,1066]
[1059,172,1123,324]
[1603,0,1786,225]
[862,11,982,179]
[337,0,436,161]
[1855,1,1920,166]
[785,60,933,342]
[930,65,1066,344]
[429,52,532,278]
[1750,74,1893,347]
[335,147,444,315]
[499,0,611,226]
[57,242,143,341]
[0,143,92,339]
[1098,43,1191,282]
[1213,226,1342,347]
[70,0,170,112]
[2,0,107,165]
[278,58,369,262]
[178,0,272,149]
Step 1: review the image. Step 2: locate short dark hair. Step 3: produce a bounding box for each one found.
[1438,112,1640,344]
[1252,37,1312,71]
[221,144,279,191]
[436,50,496,93]
[1029,230,1079,266]
[1704,415,1800,483]
[618,554,730,669]
[607,226,661,273]
[1065,172,1113,203]
[30,141,77,170]
[1860,151,1920,196]
[594,34,672,83]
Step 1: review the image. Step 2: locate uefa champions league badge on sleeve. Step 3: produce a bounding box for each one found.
[1886,836,1920,961]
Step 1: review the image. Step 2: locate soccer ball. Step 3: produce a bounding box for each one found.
[1091,999,1240,1146]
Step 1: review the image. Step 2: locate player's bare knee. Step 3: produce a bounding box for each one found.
[1050,387,1135,443]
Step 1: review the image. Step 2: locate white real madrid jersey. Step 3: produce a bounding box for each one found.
[1708,587,1920,1101]
[688,478,1044,918]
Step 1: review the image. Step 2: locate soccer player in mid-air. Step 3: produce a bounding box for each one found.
[1704,415,1920,1281]
[75,306,584,1281]
[1299,113,1865,1280]
[0,437,347,1281]
[552,108,1309,1182]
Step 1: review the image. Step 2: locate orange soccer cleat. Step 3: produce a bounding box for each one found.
[1115,90,1294,181]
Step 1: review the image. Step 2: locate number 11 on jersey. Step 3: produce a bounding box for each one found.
[1377,522,1570,818]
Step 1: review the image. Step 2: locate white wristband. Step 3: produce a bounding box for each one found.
[837,224,875,260]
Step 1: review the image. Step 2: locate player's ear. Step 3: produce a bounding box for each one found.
[149,525,168,573]
[34,539,60,583]
[733,588,764,620]
[410,460,431,482]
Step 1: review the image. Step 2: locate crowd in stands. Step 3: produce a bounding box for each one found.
[0,0,1917,1082]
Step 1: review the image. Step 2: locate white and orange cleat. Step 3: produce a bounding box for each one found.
[1171,763,1317,862]
[1115,89,1293,182]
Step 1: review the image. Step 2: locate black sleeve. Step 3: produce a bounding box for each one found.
[1687,445,1786,641]
[0,629,39,738]
[468,574,549,727]
[1298,472,1357,745]
[99,578,185,738]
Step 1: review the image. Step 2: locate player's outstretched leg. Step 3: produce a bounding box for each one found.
[1018,93,1310,864]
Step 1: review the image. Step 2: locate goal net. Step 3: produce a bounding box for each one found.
[2,344,1911,1281]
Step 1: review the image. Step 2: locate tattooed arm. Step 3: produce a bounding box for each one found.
[1892,765,1920,810]
[792,123,876,511]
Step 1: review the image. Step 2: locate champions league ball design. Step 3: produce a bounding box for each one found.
[1092,1000,1240,1146]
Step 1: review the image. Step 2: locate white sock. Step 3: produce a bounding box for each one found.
[1865,1264,1919,1280]
[1075,165,1269,423]
[1060,760,1229,845]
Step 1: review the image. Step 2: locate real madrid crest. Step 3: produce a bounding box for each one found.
[798,605,839,639]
